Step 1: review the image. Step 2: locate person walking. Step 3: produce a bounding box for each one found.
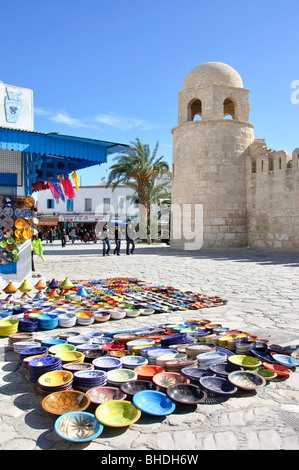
[126,222,135,255]
[70,227,76,244]
[113,226,121,255]
[102,223,110,256]
[61,228,66,247]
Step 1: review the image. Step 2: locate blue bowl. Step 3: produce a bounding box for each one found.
[55,411,104,442]
[19,346,49,360]
[41,339,67,348]
[28,356,62,368]
[272,354,299,368]
[199,376,238,396]
[133,390,176,416]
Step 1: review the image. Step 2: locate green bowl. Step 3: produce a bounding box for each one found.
[49,343,77,355]
[95,400,141,427]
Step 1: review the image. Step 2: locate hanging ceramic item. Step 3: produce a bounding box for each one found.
[19,279,33,293]
[60,277,74,291]
[3,282,18,294]
[34,279,46,290]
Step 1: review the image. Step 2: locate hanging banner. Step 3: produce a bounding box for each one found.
[0,83,33,131]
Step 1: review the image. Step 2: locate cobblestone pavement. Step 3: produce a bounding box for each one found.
[0,241,299,450]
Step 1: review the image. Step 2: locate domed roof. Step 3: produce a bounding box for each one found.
[182,62,243,91]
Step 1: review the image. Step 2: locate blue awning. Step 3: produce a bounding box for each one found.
[0,127,129,195]
[0,127,128,161]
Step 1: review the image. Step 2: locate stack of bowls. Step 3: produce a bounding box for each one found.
[13,341,39,353]
[28,356,63,383]
[35,370,73,396]
[0,318,19,336]
[76,311,95,326]
[38,314,58,330]
[160,333,188,347]
[126,339,156,353]
[76,343,101,352]
[156,353,187,369]
[106,368,137,386]
[58,313,77,328]
[91,337,114,347]
[83,349,109,363]
[120,355,148,369]
[41,338,67,349]
[67,335,92,347]
[19,346,49,361]
[235,341,253,355]
[48,343,76,355]
[73,370,107,391]
[148,348,176,365]
[197,351,227,368]
[185,343,216,358]
[55,351,85,364]
[18,317,39,332]
[92,356,122,372]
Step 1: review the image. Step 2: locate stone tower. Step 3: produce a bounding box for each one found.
[171,61,255,249]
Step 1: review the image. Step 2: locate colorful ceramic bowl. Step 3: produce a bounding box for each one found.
[152,372,190,390]
[134,364,164,379]
[133,390,176,416]
[55,351,85,364]
[42,390,91,415]
[228,371,266,390]
[86,386,127,405]
[38,370,73,388]
[228,355,262,369]
[166,383,207,405]
[55,411,104,442]
[120,379,158,398]
[95,400,141,427]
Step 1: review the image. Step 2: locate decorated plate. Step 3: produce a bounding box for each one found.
[15,228,23,238]
[14,198,25,208]
[14,208,25,218]
[3,228,13,238]
[3,196,14,207]
[0,229,3,238]
[24,197,35,208]
[15,219,26,229]
[23,209,33,220]
[15,236,25,245]
[2,218,14,228]
[2,207,13,217]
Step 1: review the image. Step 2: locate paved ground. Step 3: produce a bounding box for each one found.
[0,240,299,450]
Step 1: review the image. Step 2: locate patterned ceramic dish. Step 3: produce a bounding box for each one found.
[133,390,176,416]
[86,386,127,405]
[55,411,104,442]
[228,371,266,390]
[42,390,91,415]
[166,383,207,405]
[228,355,262,369]
[95,400,141,427]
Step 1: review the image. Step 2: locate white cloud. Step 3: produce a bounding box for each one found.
[34,107,158,132]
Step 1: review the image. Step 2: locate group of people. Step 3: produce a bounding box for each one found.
[101,222,135,256]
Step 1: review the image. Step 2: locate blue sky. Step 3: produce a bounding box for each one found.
[1,0,298,185]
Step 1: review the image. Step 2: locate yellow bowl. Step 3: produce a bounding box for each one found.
[76,311,94,318]
[38,370,73,387]
[228,355,262,369]
[55,351,85,363]
[95,400,141,427]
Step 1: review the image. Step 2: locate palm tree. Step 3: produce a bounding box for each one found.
[106,138,170,238]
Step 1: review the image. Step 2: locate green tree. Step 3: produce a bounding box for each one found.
[106,138,170,238]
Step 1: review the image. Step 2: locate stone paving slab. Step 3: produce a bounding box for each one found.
[0,241,299,450]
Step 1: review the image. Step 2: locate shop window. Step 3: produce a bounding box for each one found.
[85,198,92,212]
[103,198,110,213]
[47,199,54,209]
[67,199,74,211]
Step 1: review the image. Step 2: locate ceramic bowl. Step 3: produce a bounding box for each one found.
[185,343,216,357]
[48,343,76,355]
[253,367,277,380]
[38,370,73,388]
[133,390,176,416]
[42,390,91,415]
[94,312,110,322]
[197,351,227,368]
[209,362,244,377]
[83,349,109,363]
[134,364,164,379]
[120,355,148,369]
[95,400,141,427]
[228,371,266,391]
[152,372,190,390]
[263,362,293,377]
[86,386,127,405]
[92,356,122,371]
[272,354,299,369]
[106,368,137,385]
[166,383,207,405]
[55,351,85,364]
[120,379,158,398]
[55,411,104,442]
[199,376,238,396]
[62,362,94,373]
[228,355,262,369]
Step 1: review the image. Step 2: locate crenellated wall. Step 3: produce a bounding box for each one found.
[246,140,299,249]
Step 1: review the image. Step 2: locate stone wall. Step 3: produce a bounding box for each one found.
[247,140,299,249]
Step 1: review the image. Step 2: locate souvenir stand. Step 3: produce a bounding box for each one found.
[0,127,128,282]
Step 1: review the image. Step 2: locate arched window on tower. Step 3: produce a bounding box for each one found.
[188,99,202,121]
[223,98,237,120]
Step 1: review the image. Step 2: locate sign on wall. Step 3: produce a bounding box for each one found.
[0,83,33,131]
